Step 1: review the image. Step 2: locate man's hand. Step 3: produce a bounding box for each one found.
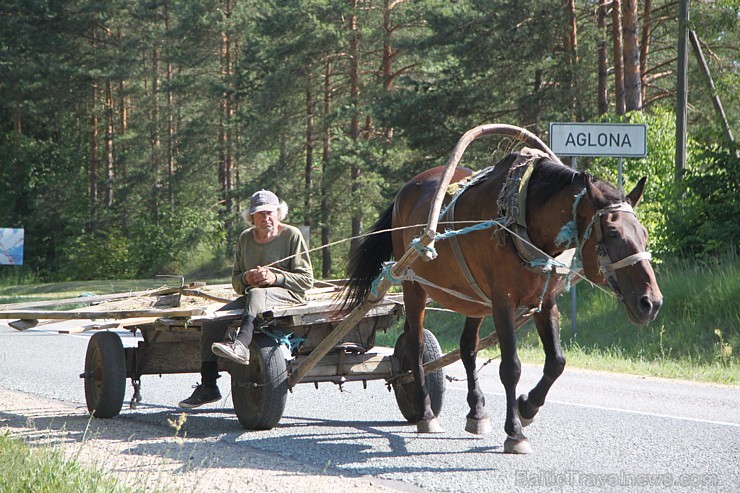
[245,266,277,286]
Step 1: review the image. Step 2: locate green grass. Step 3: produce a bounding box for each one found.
[0,432,145,493]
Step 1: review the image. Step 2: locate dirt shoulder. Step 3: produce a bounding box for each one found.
[0,387,413,493]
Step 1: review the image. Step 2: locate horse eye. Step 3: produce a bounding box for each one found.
[607,230,619,239]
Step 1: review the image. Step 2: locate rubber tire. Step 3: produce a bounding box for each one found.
[232,334,288,430]
[84,331,127,418]
[392,329,446,422]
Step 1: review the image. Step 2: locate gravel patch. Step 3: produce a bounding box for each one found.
[0,387,414,493]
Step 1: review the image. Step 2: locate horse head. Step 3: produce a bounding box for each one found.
[578,175,663,325]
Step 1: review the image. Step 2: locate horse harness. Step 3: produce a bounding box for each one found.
[579,201,652,301]
[442,147,652,306]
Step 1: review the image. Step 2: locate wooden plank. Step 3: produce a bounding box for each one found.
[57,322,122,334]
[185,309,243,324]
[5,316,157,334]
[301,352,394,378]
[0,307,205,320]
[0,287,180,311]
[133,340,202,375]
[264,297,401,320]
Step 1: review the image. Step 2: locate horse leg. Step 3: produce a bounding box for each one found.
[403,280,443,433]
[461,317,491,435]
[517,300,565,427]
[492,303,533,454]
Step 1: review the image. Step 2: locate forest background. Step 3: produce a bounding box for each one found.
[0,0,736,282]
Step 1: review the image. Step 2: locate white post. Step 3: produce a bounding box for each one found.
[618,157,624,191]
[571,156,578,339]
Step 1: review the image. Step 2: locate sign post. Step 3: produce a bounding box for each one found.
[549,123,647,337]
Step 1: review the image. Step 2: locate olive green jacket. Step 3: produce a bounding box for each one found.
[230,224,313,299]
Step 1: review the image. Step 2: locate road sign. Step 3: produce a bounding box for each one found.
[549,122,647,157]
[0,228,24,265]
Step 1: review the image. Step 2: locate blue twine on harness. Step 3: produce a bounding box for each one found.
[436,219,501,241]
[555,189,587,248]
[410,237,437,258]
[260,327,305,353]
[529,257,572,312]
[409,220,500,262]
[555,221,577,248]
[383,222,502,296]
[369,262,404,298]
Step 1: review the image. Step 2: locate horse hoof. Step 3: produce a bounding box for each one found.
[417,418,444,433]
[503,437,533,455]
[465,417,492,435]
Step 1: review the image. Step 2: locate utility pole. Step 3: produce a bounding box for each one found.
[675,0,689,186]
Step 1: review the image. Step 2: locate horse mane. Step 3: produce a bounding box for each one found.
[527,158,623,206]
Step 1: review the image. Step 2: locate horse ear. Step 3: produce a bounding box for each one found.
[626,176,647,207]
[583,173,604,209]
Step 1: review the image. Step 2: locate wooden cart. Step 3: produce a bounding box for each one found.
[0,282,449,430]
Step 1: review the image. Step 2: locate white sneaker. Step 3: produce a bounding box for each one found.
[211,340,250,365]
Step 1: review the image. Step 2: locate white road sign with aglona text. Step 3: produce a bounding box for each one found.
[549,123,647,157]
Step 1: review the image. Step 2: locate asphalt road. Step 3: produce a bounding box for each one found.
[1,324,738,492]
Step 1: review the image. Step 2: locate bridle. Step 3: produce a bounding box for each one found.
[580,201,652,301]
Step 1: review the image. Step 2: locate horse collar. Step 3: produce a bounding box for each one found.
[495,148,558,274]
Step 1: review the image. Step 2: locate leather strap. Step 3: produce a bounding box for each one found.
[447,200,492,304]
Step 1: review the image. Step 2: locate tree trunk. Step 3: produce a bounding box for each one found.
[13,85,23,214]
[90,27,99,226]
[532,69,543,133]
[622,0,642,111]
[151,46,161,221]
[165,2,175,208]
[233,38,241,218]
[305,67,314,228]
[321,61,333,278]
[104,79,114,207]
[597,0,609,115]
[118,79,127,179]
[564,0,580,119]
[348,0,362,259]
[381,0,396,141]
[640,0,652,104]
[612,0,626,115]
[221,0,234,216]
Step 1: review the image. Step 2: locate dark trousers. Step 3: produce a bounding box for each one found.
[199,286,302,363]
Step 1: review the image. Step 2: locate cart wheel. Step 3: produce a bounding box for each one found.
[231,334,288,430]
[392,329,446,422]
[84,331,127,418]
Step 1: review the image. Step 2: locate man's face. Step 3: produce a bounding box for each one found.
[252,210,278,232]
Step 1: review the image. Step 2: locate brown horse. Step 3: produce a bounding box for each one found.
[343,129,662,454]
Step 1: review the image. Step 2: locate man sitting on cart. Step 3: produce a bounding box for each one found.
[179,189,314,408]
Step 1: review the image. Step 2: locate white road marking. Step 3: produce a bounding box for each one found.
[447,384,740,428]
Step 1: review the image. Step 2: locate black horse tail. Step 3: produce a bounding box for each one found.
[342,204,395,311]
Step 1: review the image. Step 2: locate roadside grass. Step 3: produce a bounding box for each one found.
[0,432,145,493]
